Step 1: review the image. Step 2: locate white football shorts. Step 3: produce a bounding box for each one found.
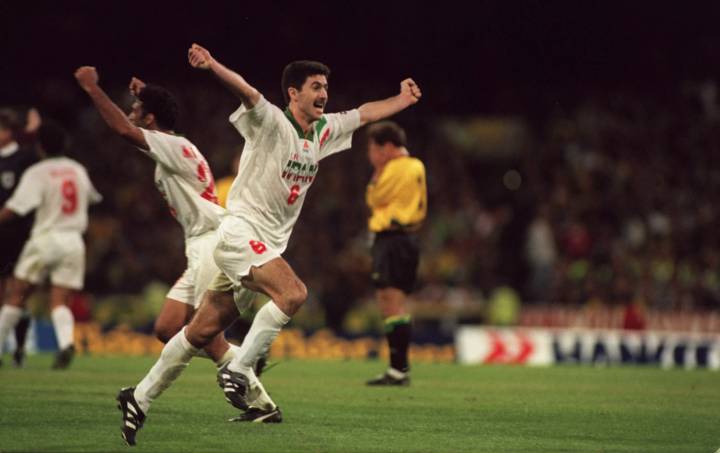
[208,216,281,311]
[14,231,85,290]
[166,229,221,308]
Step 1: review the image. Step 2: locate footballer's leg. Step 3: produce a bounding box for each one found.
[0,278,34,362]
[12,311,31,367]
[49,285,77,370]
[152,297,235,364]
[134,289,237,411]
[160,269,236,365]
[366,287,411,386]
[118,289,236,446]
[119,328,199,446]
[209,286,281,420]
[154,298,194,343]
[0,276,31,367]
[228,257,305,373]
[215,257,304,413]
[367,232,417,386]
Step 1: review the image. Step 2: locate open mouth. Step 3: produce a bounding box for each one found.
[313,101,325,110]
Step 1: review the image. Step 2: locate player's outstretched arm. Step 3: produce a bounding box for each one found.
[74,66,149,150]
[188,43,261,108]
[358,78,422,126]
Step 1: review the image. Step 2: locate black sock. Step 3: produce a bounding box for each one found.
[14,313,31,351]
[385,316,411,373]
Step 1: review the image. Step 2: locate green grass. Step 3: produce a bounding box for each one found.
[0,354,718,452]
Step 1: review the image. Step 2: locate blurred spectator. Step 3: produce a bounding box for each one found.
[525,203,557,302]
[29,77,717,330]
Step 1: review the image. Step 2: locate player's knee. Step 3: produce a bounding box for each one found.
[282,280,307,314]
[184,322,219,348]
[154,326,175,344]
[154,318,184,344]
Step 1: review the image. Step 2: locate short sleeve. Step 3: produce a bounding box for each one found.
[228,96,275,143]
[318,109,361,160]
[84,170,103,204]
[137,129,191,173]
[5,167,42,215]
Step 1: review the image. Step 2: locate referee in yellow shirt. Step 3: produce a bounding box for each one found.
[364,121,427,386]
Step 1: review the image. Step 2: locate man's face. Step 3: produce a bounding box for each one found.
[128,100,149,127]
[294,74,328,122]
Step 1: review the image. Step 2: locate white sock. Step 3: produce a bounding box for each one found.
[248,373,277,411]
[51,306,75,350]
[216,343,239,367]
[217,343,276,410]
[0,305,23,355]
[228,301,289,374]
[134,327,199,413]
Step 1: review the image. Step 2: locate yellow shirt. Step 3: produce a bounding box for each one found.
[366,156,427,232]
[215,175,234,208]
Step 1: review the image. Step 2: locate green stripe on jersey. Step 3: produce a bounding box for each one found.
[284,108,328,140]
[314,116,327,137]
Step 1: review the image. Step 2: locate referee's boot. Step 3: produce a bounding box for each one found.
[366,368,410,386]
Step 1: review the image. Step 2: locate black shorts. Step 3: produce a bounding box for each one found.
[370,231,420,294]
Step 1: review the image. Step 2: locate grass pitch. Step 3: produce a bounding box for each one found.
[0,354,717,452]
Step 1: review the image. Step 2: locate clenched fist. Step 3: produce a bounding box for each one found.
[188,43,214,70]
[400,78,421,104]
[75,66,99,92]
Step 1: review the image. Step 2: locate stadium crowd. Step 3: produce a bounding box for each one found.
[4,79,719,331]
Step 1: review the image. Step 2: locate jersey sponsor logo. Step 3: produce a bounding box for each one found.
[1,171,14,189]
[282,159,318,184]
[249,240,267,254]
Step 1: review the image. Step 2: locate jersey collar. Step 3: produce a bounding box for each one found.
[284,108,328,142]
[284,108,314,140]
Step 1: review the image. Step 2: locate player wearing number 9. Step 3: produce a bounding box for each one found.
[0,120,102,369]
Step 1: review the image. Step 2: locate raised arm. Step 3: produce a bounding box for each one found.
[188,43,261,108]
[74,66,149,150]
[358,78,422,126]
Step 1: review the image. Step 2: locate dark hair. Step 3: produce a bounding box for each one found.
[0,108,22,136]
[366,121,407,147]
[138,84,179,130]
[281,60,330,104]
[38,120,68,156]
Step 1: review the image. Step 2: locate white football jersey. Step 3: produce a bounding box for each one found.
[139,129,226,238]
[5,156,101,236]
[226,97,361,250]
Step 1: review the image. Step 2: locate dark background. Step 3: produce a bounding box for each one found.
[4,2,720,115]
[3,1,720,331]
